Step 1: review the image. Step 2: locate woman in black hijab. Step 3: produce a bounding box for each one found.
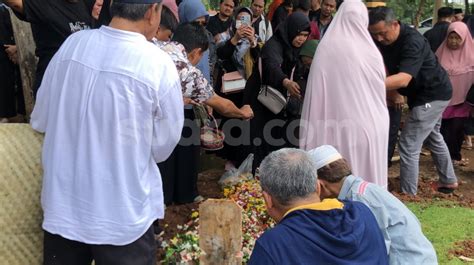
[251,12,310,172]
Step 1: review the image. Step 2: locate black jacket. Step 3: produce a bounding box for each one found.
[423,21,450,52]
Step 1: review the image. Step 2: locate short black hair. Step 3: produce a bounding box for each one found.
[282,0,294,8]
[369,6,396,26]
[321,0,336,5]
[293,0,311,12]
[251,0,268,5]
[454,8,463,14]
[172,22,209,53]
[160,5,178,32]
[437,7,454,19]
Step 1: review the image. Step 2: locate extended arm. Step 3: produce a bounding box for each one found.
[205,94,253,119]
[385,72,412,91]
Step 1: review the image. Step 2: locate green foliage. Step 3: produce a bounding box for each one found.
[386,0,434,24]
[407,202,474,264]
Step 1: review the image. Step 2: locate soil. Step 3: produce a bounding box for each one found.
[157,148,474,262]
[449,240,474,262]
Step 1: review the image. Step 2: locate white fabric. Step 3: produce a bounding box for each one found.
[256,14,273,42]
[31,26,184,245]
[300,0,389,188]
[307,145,343,170]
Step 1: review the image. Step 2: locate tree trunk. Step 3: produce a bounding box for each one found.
[433,0,443,25]
[8,9,37,121]
[414,0,426,29]
[465,0,470,15]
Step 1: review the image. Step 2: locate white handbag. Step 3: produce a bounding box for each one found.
[257,58,294,114]
[257,85,287,114]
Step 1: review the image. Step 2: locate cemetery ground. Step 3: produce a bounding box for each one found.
[158,148,474,264]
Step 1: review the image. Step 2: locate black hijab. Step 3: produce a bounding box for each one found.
[275,12,310,62]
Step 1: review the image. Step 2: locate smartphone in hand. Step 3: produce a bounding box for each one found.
[236,13,251,28]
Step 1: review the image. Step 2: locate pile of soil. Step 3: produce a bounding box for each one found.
[448,240,474,262]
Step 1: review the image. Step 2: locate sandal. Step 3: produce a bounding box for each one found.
[453,158,469,167]
[463,137,472,150]
[430,181,458,194]
[462,144,472,150]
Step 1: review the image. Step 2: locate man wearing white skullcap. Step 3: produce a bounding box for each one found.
[308,145,438,265]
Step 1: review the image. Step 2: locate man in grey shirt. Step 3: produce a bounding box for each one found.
[308,145,438,265]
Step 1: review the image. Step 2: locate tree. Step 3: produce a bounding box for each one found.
[386,0,435,25]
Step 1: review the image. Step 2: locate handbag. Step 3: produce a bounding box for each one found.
[221,71,246,94]
[258,85,287,114]
[257,58,294,114]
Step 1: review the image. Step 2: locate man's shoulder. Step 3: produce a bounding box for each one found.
[345,177,412,214]
[400,23,424,43]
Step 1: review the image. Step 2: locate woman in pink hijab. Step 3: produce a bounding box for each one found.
[437,21,474,166]
[300,0,389,187]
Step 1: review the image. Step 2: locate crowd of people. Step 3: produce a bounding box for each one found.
[1,0,473,263]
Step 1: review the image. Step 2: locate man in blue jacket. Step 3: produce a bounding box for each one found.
[309,145,438,265]
[248,148,389,264]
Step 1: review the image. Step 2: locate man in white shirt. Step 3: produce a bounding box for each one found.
[30,0,183,264]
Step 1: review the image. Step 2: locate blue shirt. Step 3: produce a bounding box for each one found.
[248,199,389,265]
[339,175,438,265]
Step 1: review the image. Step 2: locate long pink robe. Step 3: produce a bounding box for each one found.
[300,0,389,187]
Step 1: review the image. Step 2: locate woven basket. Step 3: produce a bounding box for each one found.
[0,124,44,265]
[200,115,225,151]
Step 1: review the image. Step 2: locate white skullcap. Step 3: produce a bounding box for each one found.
[307,145,343,170]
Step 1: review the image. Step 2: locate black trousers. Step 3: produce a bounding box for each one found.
[441,117,467,161]
[158,108,199,205]
[388,106,402,167]
[43,226,156,265]
[465,115,474,135]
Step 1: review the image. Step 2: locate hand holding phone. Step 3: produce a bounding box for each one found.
[236,13,251,29]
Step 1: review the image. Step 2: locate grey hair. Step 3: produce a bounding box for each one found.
[368,6,397,26]
[259,148,318,205]
[110,2,159,21]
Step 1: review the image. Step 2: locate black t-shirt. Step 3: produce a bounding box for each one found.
[22,0,94,59]
[206,14,233,37]
[423,21,450,52]
[14,0,94,93]
[377,23,452,108]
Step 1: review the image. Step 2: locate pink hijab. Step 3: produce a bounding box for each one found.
[300,0,389,187]
[163,0,179,22]
[436,21,474,105]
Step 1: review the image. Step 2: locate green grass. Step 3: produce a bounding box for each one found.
[407,202,474,264]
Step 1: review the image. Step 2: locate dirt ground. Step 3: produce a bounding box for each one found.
[158,147,474,262]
